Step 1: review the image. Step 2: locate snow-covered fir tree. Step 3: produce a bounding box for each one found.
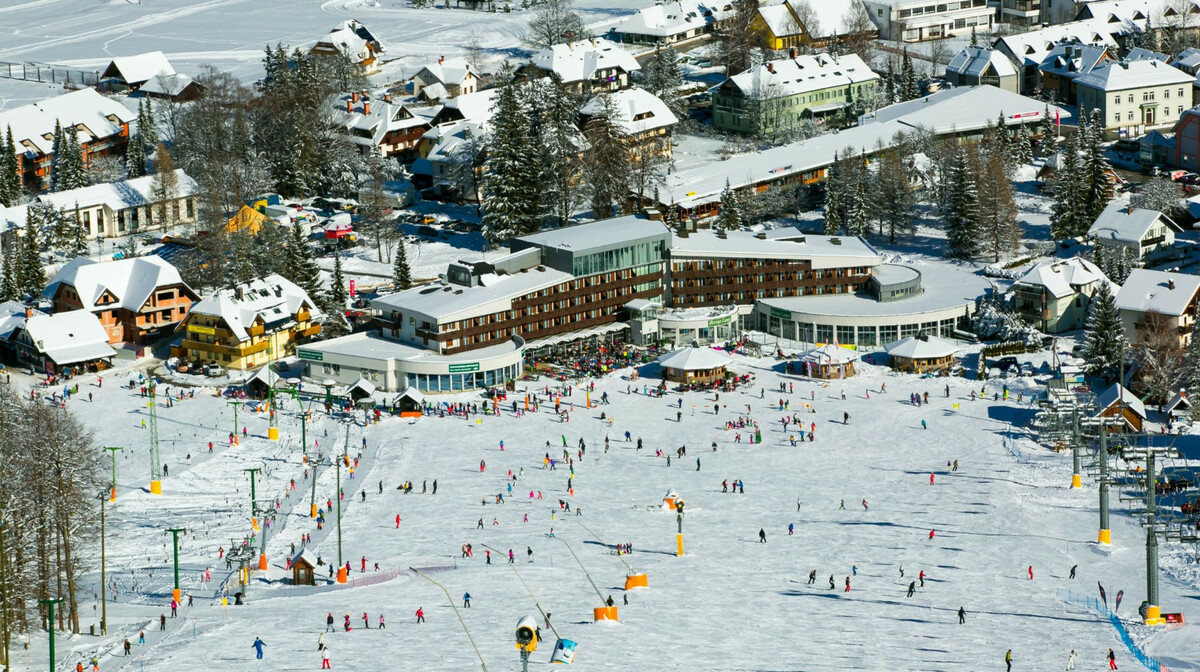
[1095,245,1135,284]
[0,126,20,207]
[944,146,981,260]
[393,241,412,291]
[1050,130,1086,240]
[715,180,742,232]
[900,49,918,101]
[1081,281,1126,383]
[882,61,896,106]
[1081,109,1112,225]
[823,153,845,235]
[1013,123,1033,166]
[536,76,585,227]
[874,150,914,243]
[640,44,686,123]
[50,121,87,192]
[328,252,349,310]
[583,93,629,220]
[1038,104,1055,158]
[482,63,541,246]
[18,204,46,297]
[282,215,323,305]
[0,240,16,301]
[977,148,1021,263]
[1185,318,1200,420]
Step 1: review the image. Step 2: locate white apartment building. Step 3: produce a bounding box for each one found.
[863,0,993,41]
[1075,59,1195,138]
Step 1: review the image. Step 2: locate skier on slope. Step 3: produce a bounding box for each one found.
[251,637,266,660]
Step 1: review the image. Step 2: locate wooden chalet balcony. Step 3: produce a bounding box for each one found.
[297,310,311,322]
[181,338,269,357]
[247,324,265,337]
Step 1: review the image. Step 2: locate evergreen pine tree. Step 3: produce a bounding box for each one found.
[900,49,919,101]
[1050,130,1085,240]
[970,26,978,47]
[328,252,349,309]
[49,121,64,192]
[643,44,686,122]
[1082,108,1112,225]
[283,218,324,305]
[0,238,16,302]
[18,203,45,297]
[584,93,630,220]
[664,200,680,230]
[1013,123,1033,166]
[883,61,896,106]
[51,124,87,192]
[1039,103,1055,157]
[844,155,871,236]
[945,146,981,260]
[392,241,412,291]
[537,76,585,227]
[977,149,1021,263]
[1081,281,1126,384]
[138,98,158,149]
[874,150,914,243]
[0,126,20,207]
[715,180,742,232]
[1184,318,1200,421]
[483,64,541,245]
[823,152,845,235]
[126,128,146,178]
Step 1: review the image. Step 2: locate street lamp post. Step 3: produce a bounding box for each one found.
[103,447,122,501]
[37,598,62,672]
[166,528,186,604]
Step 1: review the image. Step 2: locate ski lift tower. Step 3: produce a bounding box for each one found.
[1123,441,1180,625]
[1080,415,1123,545]
[148,381,162,495]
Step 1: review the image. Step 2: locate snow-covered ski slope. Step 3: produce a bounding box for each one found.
[40,354,1200,671]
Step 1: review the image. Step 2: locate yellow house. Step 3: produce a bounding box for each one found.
[176,274,323,370]
[227,204,266,235]
[752,2,804,50]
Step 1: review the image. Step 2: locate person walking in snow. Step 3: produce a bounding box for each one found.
[759,529,766,543]
[321,648,331,669]
[1107,648,1117,670]
[808,570,816,584]
[907,581,916,597]
[1028,566,1034,580]
[844,576,851,592]
[1069,565,1076,579]
[415,607,425,624]
[317,633,325,651]
[958,607,965,624]
[828,575,835,590]
[919,570,925,588]
[252,637,266,660]
[1065,650,1075,670]
[463,592,471,608]
[1005,649,1012,672]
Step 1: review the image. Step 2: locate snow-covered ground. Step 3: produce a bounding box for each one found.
[20,351,1200,672]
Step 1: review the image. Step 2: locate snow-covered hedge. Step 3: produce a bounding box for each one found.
[972,300,1042,347]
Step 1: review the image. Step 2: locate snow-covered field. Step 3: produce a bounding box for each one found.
[21,352,1200,672]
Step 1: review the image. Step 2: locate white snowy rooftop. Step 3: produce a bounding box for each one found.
[37,169,199,213]
[613,0,717,38]
[1014,257,1109,299]
[188,274,321,343]
[313,19,386,62]
[993,18,1124,68]
[372,267,571,323]
[1114,268,1200,317]
[947,46,1018,79]
[415,57,474,87]
[1088,200,1177,245]
[101,51,175,85]
[516,215,671,253]
[726,52,877,99]
[1075,58,1193,91]
[884,335,959,360]
[530,39,641,84]
[442,89,500,125]
[658,346,731,371]
[23,310,116,364]
[0,88,135,158]
[299,330,524,364]
[44,255,193,313]
[670,229,880,268]
[799,343,856,364]
[581,88,678,135]
[1092,382,1147,420]
[862,86,1057,134]
[760,264,990,318]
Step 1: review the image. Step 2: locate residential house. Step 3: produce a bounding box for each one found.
[1038,41,1113,105]
[44,256,199,345]
[411,89,500,199]
[176,274,323,371]
[1091,382,1146,433]
[309,19,387,74]
[1012,257,1111,332]
[580,88,679,156]
[1172,46,1200,75]
[1115,268,1200,348]
[993,19,1123,93]
[945,46,1019,93]
[137,73,204,102]
[1088,200,1179,262]
[610,0,731,45]
[753,1,805,49]
[712,52,878,134]
[1074,58,1195,138]
[8,310,116,374]
[0,88,134,191]
[100,51,176,92]
[1168,107,1200,170]
[36,169,199,238]
[527,39,641,94]
[862,0,993,42]
[332,92,430,161]
[1001,0,1043,25]
[411,56,479,100]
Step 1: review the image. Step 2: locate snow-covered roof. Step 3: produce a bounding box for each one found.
[993,19,1122,68]
[413,120,488,181]
[1075,58,1193,91]
[137,72,197,97]
[312,19,386,62]
[658,346,732,370]
[1125,46,1169,63]
[1014,257,1109,298]
[443,88,500,125]
[1076,0,1200,23]
[347,377,376,396]
[22,311,116,364]
[947,46,1018,79]
[415,57,475,88]
[0,204,28,233]
[581,88,679,135]
[884,335,959,360]
[726,52,877,99]
[516,215,671,253]
[290,548,319,569]
[37,169,199,213]
[419,83,449,102]
[372,267,571,323]
[1165,388,1191,412]
[0,88,135,159]
[613,0,721,38]
[44,255,193,313]
[758,3,799,36]
[760,263,990,318]
[671,229,880,267]
[395,386,425,404]
[1038,42,1111,79]
[1088,200,1176,244]
[101,51,176,85]
[530,39,641,84]
[799,343,857,364]
[1174,47,1200,71]
[248,366,281,388]
[332,96,428,150]
[1092,383,1146,420]
[863,85,1054,133]
[187,274,322,343]
[1115,268,1200,316]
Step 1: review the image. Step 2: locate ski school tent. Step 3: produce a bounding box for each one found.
[797,343,857,379]
[394,386,424,418]
[246,366,281,399]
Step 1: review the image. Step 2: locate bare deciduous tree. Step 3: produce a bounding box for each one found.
[524,0,588,49]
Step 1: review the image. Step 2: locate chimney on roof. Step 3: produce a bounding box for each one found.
[364,102,371,115]
[1127,202,1134,214]
[384,93,391,103]
[767,62,775,74]
[439,55,445,64]
[352,92,359,103]
[1169,278,1176,290]
[347,99,353,113]
[789,47,798,59]
[24,307,30,318]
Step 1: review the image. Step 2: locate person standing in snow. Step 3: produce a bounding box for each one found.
[759,529,766,543]
[317,633,324,651]
[808,570,816,584]
[321,648,331,669]
[252,637,265,659]
[326,613,334,632]
[1069,565,1077,579]
[907,581,916,597]
[415,607,425,624]
[958,607,965,624]
[1028,566,1034,580]
[1065,650,1075,670]
[828,575,835,590]
[844,576,850,592]
[463,592,471,608]
[1107,648,1117,670]
[1005,649,1012,672]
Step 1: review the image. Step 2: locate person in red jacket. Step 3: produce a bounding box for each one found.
[416,607,425,624]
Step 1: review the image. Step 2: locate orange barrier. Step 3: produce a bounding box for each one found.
[336,567,347,584]
[593,606,618,622]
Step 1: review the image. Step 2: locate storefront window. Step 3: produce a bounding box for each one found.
[879,325,898,343]
[837,325,855,345]
[816,324,833,344]
[856,326,876,347]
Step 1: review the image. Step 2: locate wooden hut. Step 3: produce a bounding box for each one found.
[1092,383,1146,433]
[798,344,857,379]
[394,386,424,418]
[884,336,959,374]
[290,549,318,586]
[346,378,376,403]
[657,347,732,385]
[246,366,280,399]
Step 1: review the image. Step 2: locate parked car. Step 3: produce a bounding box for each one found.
[204,363,226,378]
[993,356,1019,372]
[1020,362,1034,377]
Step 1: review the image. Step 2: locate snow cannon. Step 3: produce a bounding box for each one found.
[624,573,648,590]
[515,615,539,653]
[663,490,682,510]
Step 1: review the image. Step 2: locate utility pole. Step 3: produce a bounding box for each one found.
[148,382,161,495]
[310,454,319,519]
[244,468,261,531]
[167,527,186,604]
[267,386,279,441]
[1070,404,1082,489]
[227,400,240,445]
[103,446,123,501]
[38,598,62,672]
[338,424,348,570]
[1124,441,1179,625]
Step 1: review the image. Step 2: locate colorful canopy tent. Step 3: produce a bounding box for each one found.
[657,347,731,384]
[798,343,857,379]
[883,336,959,374]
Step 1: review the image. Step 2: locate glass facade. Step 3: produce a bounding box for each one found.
[411,363,523,393]
[572,240,665,276]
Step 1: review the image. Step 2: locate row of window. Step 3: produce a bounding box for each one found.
[896,0,986,19]
[764,316,959,346]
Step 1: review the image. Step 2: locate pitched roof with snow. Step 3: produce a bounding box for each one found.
[44,255,194,313]
[800,343,857,364]
[312,19,387,62]
[581,88,679,135]
[443,88,500,125]
[726,52,877,99]
[1075,58,1193,91]
[1038,42,1111,78]
[613,0,720,38]
[1076,0,1200,23]
[1014,257,1109,298]
[332,97,428,150]
[1174,46,1200,70]
[101,51,175,85]
[187,274,322,343]
[758,3,799,36]
[993,19,1123,68]
[138,72,198,97]
[1092,382,1146,420]
[415,57,474,87]
[0,88,135,159]
[22,311,116,364]
[37,169,199,213]
[1087,200,1176,244]
[948,46,1018,79]
[884,335,959,360]
[1115,268,1200,316]
[530,39,641,84]
[658,346,732,371]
